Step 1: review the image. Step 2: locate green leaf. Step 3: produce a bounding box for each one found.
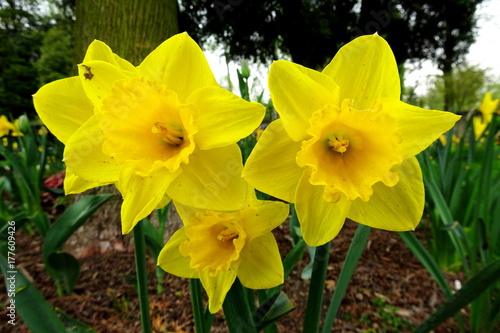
[222,279,256,333]
[0,252,67,333]
[141,219,163,260]
[415,258,500,333]
[321,224,371,333]
[43,194,112,293]
[47,252,81,295]
[255,291,295,331]
[425,179,471,276]
[399,231,453,298]
[43,194,112,258]
[56,307,96,332]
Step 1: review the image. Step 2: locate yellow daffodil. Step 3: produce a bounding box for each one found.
[33,32,265,233]
[478,92,499,124]
[11,117,26,137]
[38,126,47,136]
[243,34,460,246]
[10,120,24,137]
[158,187,288,313]
[473,116,488,141]
[0,115,14,137]
[438,133,460,146]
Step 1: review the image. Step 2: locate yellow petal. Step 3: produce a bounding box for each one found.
[77,60,134,108]
[82,40,136,72]
[118,164,181,234]
[63,115,121,184]
[167,145,247,211]
[479,92,499,123]
[174,201,202,226]
[189,86,265,150]
[157,228,199,279]
[155,194,172,210]
[138,32,217,103]
[237,232,284,289]
[295,170,351,246]
[242,119,303,203]
[200,264,239,314]
[269,60,339,141]
[63,167,100,194]
[240,200,289,240]
[348,157,424,231]
[322,34,400,109]
[33,77,94,144]
[382,99,461,158]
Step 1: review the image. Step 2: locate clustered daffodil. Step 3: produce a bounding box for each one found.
[474,92,499,140]
[10,118,25,137]
[243,34,461,246]
[0,115,15,137]
[33,32,265,233]
[479,92,499,124]
[158,183,288,313]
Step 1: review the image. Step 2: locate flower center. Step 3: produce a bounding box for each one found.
[328,136,349,153]
[217,227,239,241]
[152,121,184,146]
[296,99,403,202]
[100,77,197,176]
[180,211,247,277]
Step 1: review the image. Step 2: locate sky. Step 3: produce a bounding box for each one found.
[405,0,500,94]
[206,0,500,99]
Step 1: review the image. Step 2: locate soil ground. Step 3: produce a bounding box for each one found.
[1,214,465,333]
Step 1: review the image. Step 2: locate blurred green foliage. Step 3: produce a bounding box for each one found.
[405,62,500,112]
[0,0,73,119]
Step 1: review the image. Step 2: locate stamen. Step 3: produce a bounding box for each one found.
[328,137,349,153]
[152,121,183,146]
[217,228,239,241]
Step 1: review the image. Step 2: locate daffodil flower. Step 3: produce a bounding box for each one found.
[242,34,461,246]
[0,115,14,137]
[478,92,499,124]
[33,32,265,233]
[473,116,488,141]
[11,118,25,137]
[158,188,288,313]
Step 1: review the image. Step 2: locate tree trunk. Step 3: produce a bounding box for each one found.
[67,0,179,253]
[74,0,178,65]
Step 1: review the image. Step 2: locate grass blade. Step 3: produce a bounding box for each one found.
[415,258,500,333]
[321,224,371,333]
[399,231,453,297]
[0,252,67,332]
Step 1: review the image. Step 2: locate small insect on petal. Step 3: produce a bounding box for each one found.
[82,65,94,80]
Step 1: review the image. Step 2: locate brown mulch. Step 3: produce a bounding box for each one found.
[1,215,465,333]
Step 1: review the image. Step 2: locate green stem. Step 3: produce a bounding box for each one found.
[321,225,371,333]
[303,241,331,332]
[134,220,152,333]
[190,279,206,333]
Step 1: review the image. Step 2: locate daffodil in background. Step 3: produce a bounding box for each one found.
[243,34,460,246]
[473,116,488,141]
[33,32,265,233]
[158,184,288,313]
[478,91,499,124]
[0,115,14,137]
[11,117,26,137]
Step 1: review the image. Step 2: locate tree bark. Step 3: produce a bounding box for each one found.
[74,0,178,65]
